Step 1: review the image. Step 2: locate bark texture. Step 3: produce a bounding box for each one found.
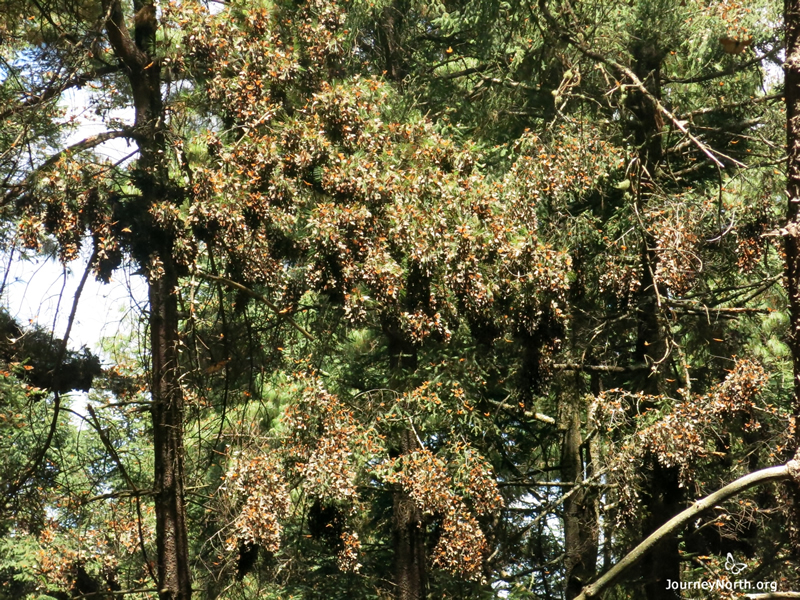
[150,266,191,600]
[385,322,426,600]
[628,36,680,600]
[787,0,800,441]
[785,0,800,552]
[393,430,427,600]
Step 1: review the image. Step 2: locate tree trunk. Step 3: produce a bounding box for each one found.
[385,324,426,600]
[376,3,407,83]
[103,2,192,597]
[627,38,681,600]
[561,391,598,600]
[393,428,427,600]
[784,0,800,550]
[150,263,192,600]
[641,463,682,600]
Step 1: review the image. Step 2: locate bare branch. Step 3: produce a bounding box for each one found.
[575,462,798,600]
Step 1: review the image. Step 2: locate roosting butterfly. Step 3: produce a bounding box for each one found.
[719,36,753,55]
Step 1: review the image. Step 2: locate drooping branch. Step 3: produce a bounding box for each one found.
[2,130,134,207]
[575,461,800,600]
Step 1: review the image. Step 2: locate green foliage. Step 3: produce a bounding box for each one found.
[0,0,795,598]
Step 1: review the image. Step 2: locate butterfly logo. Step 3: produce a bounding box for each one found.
[724,553,747,575]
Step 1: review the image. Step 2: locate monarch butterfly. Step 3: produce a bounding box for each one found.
[719,36,753,55]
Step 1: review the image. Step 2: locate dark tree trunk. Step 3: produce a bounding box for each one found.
[103,2,192,598]
[384,323,426,600]
[788,0,800,412]
[641,463,682,600]
[561,391,598,600]
[629,40,668,392]
[784,0,800,550]
[393,428,427,600]
[376,3,407,83]
[150,264,192,600]
[627,38,680,600]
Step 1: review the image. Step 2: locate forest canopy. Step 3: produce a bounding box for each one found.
[0,0,797,599]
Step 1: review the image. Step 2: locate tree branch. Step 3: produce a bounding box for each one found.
[575,461,800,600]
[485,397,556,424]
[2,131,134,207]
[38,130,134,172]
[86,404,158,586]
[677,93,783,120]
[71,588,160,599]
[2,249,97,514]
[81,489,156,504]
[537,0,734,169]
[552,363,648,373]
[0,66,121,122]
[663,46,782,84]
